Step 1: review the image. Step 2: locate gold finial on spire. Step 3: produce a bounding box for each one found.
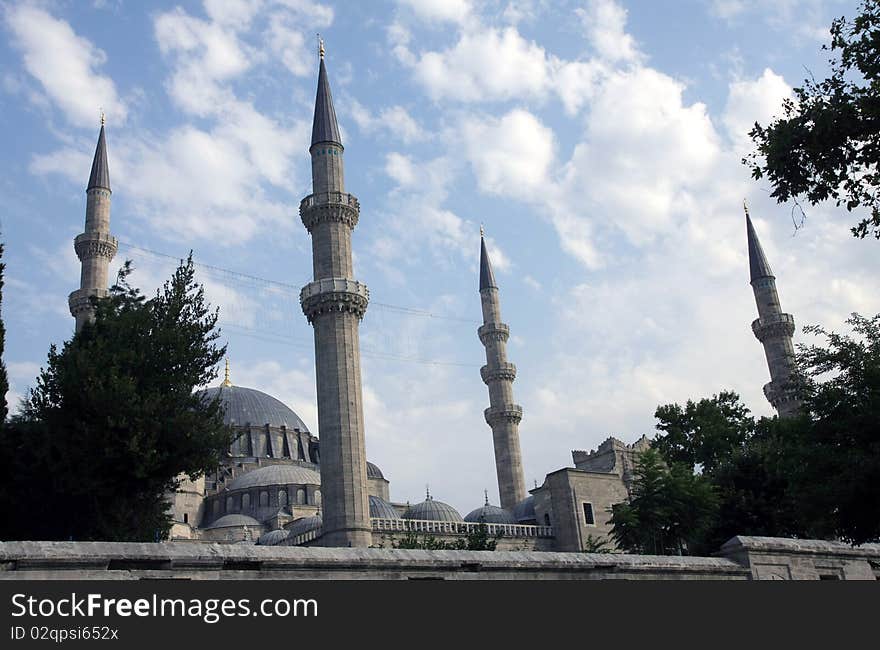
[426,485,431,500]
[484,489,489,506]
[743,198,750,218]
[318,33,324,59]
[480,224,484,237]
[221,358,232,387]
[100,109,105,126]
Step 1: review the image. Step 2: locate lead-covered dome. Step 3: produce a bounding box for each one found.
[206,514,261,529]
[256,529,290,546]
[512,495,536,523]
[464,503,516,524]
[366,462,384,479]
[288,514,322,537]
[227,464,321,491]
[403,497,462,522]
[369,495,400,519]
[198,385,310,431]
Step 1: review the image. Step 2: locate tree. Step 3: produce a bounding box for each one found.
[0,256,232,542]
[609,449,719,555]
[653,391,754,474]
[792,313,880,543]
[0,238,7,425]
[745,0,880,239]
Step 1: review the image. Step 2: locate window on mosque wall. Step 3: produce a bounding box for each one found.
[260,491,268,507]
[582,502,595,526]
[242,493,250,511]
[278,489,288,507]
[314,490,321,506]
[297,489,305,505]
[226,496,234,513]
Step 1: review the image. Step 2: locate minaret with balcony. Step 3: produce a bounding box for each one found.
[746,205,802,417]
[299,41,371,546]
[478,230,527,510]
[69,116,118,332]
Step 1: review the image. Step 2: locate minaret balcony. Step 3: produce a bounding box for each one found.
[484,404,523,426]
[300,277,369,323]
[480,362,517,385]
[300,192,360,231]
[478,322,510,345]
[763,379,802,411]
[74,232,118,262]
[68,287,110,317]
[752,313,795,342]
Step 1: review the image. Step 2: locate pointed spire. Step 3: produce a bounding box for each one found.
[479,230,497,291]
[310,42,342,148]
[87,120,110,192]
[484,489,489,506]
[744,201,774,282]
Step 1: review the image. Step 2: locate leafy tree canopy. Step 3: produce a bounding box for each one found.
[0,256,232,542]
[746,0,880,239]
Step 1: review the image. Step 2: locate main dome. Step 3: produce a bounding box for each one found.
[403,497,463,522]
[198,385,310,431]
[227,464,321,491]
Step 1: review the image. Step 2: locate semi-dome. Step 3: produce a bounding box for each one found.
[288,514,322,537]
[512,495,536,523]
[403,497,462,522]
[198,385,310,431]
[206,514,261,529]
[256,529,290,546]
[366,461,384,479]
[464,503,516,524]
[369,495,400,519]
[226,464,321,491]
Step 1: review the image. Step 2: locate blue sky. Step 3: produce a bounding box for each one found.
[2,0,878,515]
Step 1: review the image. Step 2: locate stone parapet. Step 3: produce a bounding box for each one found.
[300,277,369,323]
[719,536,880,580]
[300,191,360,231]
[68,287,110,319]
[477,322,510,345]
[763,380,801,411]
[752,312,795,342]
[74,232,118,262]
[480,362,517,385]
[484,404,523,426]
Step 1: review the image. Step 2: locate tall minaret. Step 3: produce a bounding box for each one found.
[299,40,371,547]
[745,204,802,417]
[68,116,118,332]
[478,230,527,510]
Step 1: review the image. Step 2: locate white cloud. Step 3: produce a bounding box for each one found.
[576,0,641,63]
[349,101,425,143]
[5,5,126,127]
[397,0,472,24]
[723,68,791,151]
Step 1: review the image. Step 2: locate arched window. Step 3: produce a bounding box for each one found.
[544,513,550,527]
[278,489,288,507]
[242,493,250,511]
[183,513,189,524]
[314,490,321,506]
[296,489,305,505]
[226,496,234,512]
[259,491,268,507]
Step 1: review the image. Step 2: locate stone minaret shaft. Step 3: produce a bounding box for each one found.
[69,120,118,332]
[299,48,371,547]
[478,234,526,510]
[746,208,801,417]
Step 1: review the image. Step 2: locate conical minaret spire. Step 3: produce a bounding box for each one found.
[69,118,118,332]
[299,46,372,547]
[745,203,801,417]
[478,231,527,510]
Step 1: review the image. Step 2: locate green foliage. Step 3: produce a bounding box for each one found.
[745,0,880,239]
[609,449,719,555]
[388,520,501,551]
[582,534,613,553]
[0,256,232,542]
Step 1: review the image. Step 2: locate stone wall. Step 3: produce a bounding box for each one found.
[1,537,876,580]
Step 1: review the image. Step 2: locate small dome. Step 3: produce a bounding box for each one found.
[464,504,516,524]
[288,515,322,537]
[198,385,310,431]
[226,464,321,491]
[256,529,290,546]
[207,514,261,529]
[512,495,536,523]
[366,461,384,479]
[369,495,400,519]
[403,497,463,522]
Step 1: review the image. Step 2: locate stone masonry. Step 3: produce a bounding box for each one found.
[478,233,527,510]
[746,205,801,416]
[69,118,118,332]
[299,45,371,547]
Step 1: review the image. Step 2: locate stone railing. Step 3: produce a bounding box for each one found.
[370,518,552,538]
[484,404,523,425]
[477,322,510,345]
[68,287,111,317]
[299,192,360,231]
[480,362,517,385]
[74,232,118,261]
[751,313,795,342]
[300,277,370,322]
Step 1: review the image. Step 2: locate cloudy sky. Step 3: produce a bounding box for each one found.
[2,0,877,515]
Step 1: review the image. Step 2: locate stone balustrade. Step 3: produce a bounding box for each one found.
[484,404,523,425]
[370,518,552,538]
[751,312,795,342]
[299,191,360,231]
[74,232,118,261]
[477,322,510,345]
[480,362,517,385]
[300,277,370,322]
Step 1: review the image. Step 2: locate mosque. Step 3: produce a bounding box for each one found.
[67,45,801,552]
